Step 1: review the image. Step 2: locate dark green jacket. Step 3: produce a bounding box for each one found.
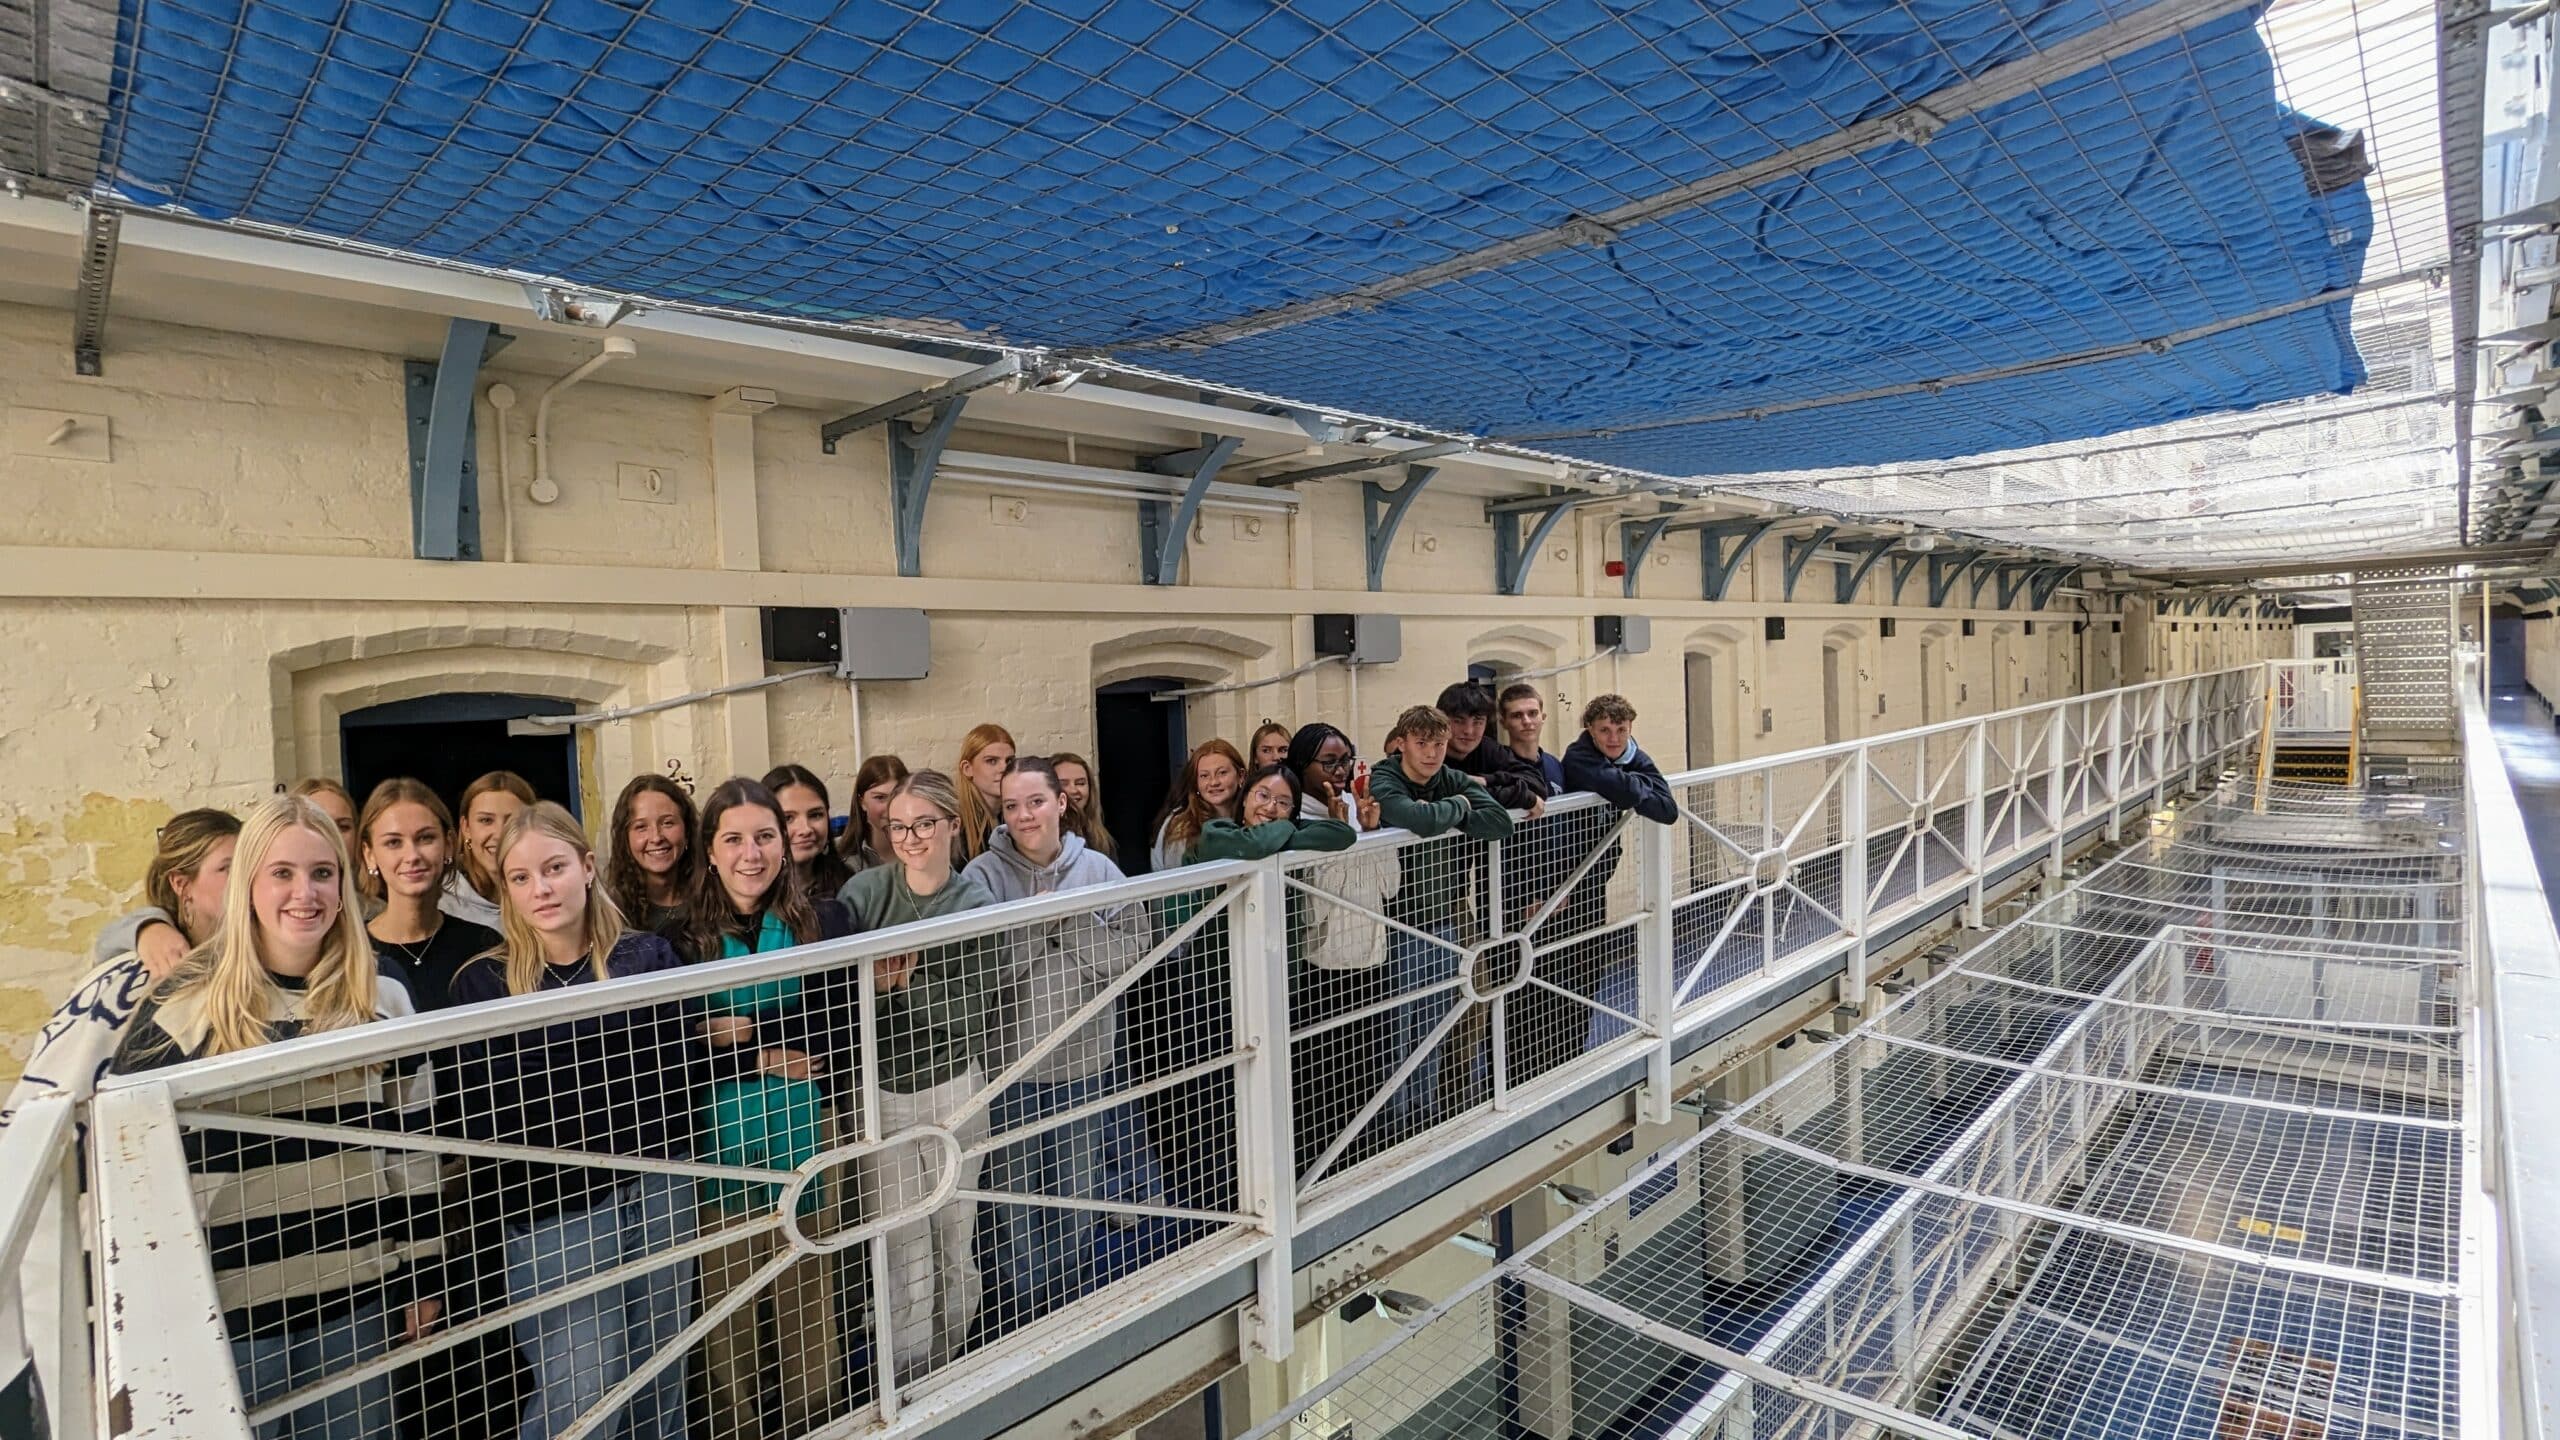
[835,866,999,1093]
[1370,757,1514,925]
[1193,816,1359,959]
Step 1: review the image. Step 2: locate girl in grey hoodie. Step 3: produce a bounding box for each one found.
[960,759,1148,1334]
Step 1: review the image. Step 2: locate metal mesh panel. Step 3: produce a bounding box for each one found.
[1259,778,2467,1440]
[120,877,1262,1439]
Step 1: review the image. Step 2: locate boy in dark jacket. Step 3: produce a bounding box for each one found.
[1517,695,1680,1085]
[1563,694,1678,823]
[1438,682,1550,816]
[1370,704,1514,1140]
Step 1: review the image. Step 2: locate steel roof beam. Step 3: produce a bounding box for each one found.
[1519,271,2426,444]
[1137,0,2267,353]
[1259,441,1470,486]
[820,354,1027,453]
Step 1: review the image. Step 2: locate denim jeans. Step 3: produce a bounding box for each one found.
[503,1172,697,1440]
[230,1296,396,1440]
[1384,923,1461,1142]
[984,1074,1109,1332]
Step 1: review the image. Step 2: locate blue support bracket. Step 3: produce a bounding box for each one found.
[405,317,509,561]
[2182,595,2204,615]
[889,397,968,578]
[1970,560,2007,607]
[1362,464,1439,592]
[2028,564,2077,610]
[1832,537,1897,605]
[1489,494,1602,597]
[1619,513,1679,599]
[1927,551,1980,607]
[1888,551,1926,605]
[1780,526,1838,602]
[1995,563,2034,610]
[1139,435,1245,586]
[1701,520,1774,601]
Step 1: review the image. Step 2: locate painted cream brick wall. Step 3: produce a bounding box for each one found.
[0,299,2291,1074]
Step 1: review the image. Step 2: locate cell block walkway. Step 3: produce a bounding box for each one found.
[1260,776,2470,1440]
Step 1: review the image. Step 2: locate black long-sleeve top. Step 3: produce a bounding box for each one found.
[445,932,707,1225]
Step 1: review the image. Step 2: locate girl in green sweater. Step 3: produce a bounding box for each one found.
[832,770,997,1378]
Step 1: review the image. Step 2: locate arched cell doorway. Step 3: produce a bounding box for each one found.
[341,692,581,820]
[1092,677,1192,875]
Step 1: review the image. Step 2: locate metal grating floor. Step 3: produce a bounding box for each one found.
[1251,777,2468,1440]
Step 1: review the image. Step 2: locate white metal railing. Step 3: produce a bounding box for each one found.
[2268,657,2356,735]
[2455,649,2551,1440]
[6,663,2262,1440]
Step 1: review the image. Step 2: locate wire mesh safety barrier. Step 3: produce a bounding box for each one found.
[1250,769,2475,1440]
[13,665,2262,1440]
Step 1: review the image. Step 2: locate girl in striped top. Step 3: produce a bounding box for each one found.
[112,795,443,1440]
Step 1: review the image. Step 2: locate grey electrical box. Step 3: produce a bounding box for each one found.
[1314,613,1402,665]
[838,607,931,680]
[1595,614,1651,654]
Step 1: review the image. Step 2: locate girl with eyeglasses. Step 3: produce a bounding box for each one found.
[832,770,999,1376]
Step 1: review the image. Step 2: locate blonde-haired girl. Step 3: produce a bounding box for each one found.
[446,801,701,1440]
[111,795,439,1440]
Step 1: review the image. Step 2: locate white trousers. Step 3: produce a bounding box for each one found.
[855,1065,988,1375]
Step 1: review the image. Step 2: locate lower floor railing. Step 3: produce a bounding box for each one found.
[4,665,2263,1440]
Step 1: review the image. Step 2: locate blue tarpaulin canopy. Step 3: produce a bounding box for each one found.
[99,0,2373,474]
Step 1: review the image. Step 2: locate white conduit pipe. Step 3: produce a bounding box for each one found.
[848,677,865,767]
[517,665,834,731]
[528,336,637,512]
[1149,653,1346,701]
[1508,645,1624,682]
[484,383,520,561]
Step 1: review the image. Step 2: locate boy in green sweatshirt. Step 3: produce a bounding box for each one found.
[1366,705,1515,1141]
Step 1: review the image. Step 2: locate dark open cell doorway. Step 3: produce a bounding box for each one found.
[1093,677,1190,875]
[340,693,581,823]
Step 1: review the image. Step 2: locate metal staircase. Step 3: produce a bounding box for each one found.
[2353,573,2456,753]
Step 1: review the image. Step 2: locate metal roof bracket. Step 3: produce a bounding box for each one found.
[405,317,510,562]
[1362,463,1440,592]
[1833,537,1898,605]
[1139,434,1245,586]
[1780,526,1839,601]
[1702,520,1776,602]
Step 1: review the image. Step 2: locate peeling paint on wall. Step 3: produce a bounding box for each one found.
[0,793,174,1079]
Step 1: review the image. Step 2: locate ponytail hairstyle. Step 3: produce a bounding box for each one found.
[953,723,1017,860]
[142,808,243,939]
[841,753,911,867]
[1248,720,1292,766]
[604,773,700,923]
[456,770,539,893]
[759,762,854,900]
[684,778,820,962]
[493,802,624,996]
[354,778,454,901]
[158,796,377,1057]
[1049,750,1117,861]
[289,777,357,832]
